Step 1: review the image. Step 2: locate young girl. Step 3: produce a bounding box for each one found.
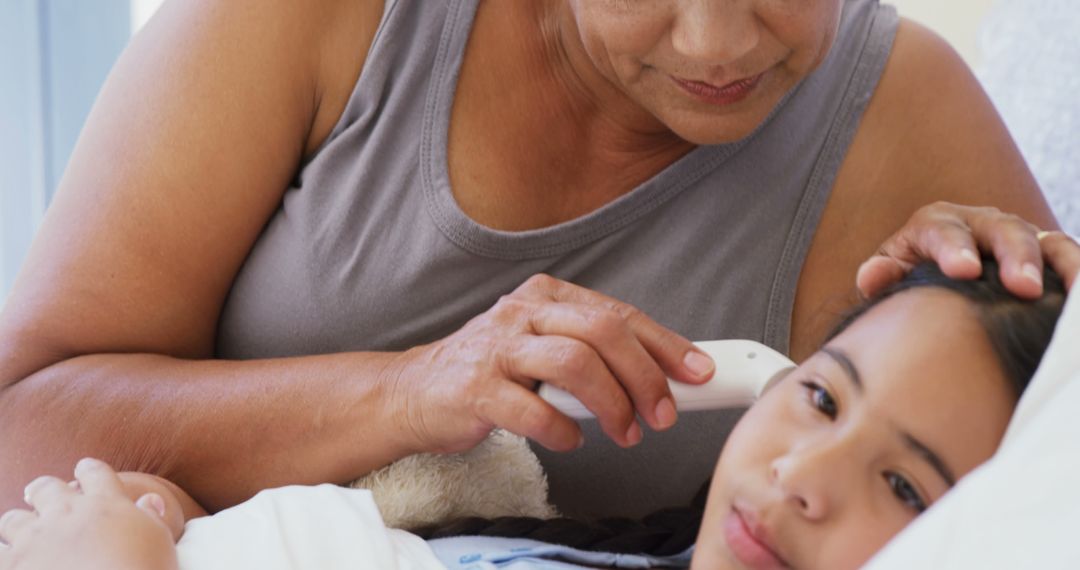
[0,260,1067,570]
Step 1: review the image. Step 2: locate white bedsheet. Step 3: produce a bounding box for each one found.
[864,286,1080,569]
[175,484,446,570]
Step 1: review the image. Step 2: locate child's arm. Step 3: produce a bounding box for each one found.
[0,458,179,570]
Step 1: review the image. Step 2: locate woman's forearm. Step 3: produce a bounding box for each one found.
[0,351,418,513]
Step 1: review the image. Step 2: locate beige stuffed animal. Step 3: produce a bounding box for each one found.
[348,429,558,531]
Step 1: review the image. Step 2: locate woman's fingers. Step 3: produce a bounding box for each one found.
[524,301,675,432]
[515,274,714,385]
[857,205,981,300]
[855,255,909,299]
[504,334,639,446]
[73,458,125,497]
[1040,231,1080,291]
[967,208,1044,298]
[0,509,35,546]
[476,381,583,452]
[858,202,1049,299]
[407,274,715,452]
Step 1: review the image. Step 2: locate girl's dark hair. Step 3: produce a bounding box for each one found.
[827,258,1067,399]
[416,259,1067,555]
[412,480,710,557]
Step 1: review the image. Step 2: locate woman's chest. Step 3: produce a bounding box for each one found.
[444,97,694,233]
[214,175,801,361]
[443,2,695,233]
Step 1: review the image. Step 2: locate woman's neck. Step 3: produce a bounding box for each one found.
[447,1,695,230]
[536,1,690,154]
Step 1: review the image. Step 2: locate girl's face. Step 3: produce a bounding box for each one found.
[562,0,843,144]
[693,289,1017,569]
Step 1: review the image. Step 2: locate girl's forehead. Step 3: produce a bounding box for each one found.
[826,291,1003,398]
[817,290,1016,471]
[832,289,990,370]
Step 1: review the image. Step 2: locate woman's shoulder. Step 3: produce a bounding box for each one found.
[789,17,1057,359]
[140,0,386,157]
[284,0,388,157]
[853,16,1049,215]
[151,0,384,82]
[869,18,982,127]
[307,0,388,157]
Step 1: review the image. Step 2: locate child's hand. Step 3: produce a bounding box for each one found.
[116,470,207,541]
[0,458,179,570]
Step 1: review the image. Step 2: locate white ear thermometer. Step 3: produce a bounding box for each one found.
[538,339,796,420]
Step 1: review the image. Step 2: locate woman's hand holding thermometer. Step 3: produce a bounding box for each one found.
[538,340,795,420]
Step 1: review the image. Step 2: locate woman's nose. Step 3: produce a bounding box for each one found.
[670,1,760,66]
[770,439,854,521]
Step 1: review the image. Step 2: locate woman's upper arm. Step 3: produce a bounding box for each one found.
[790,17,1059,360]
[0,0,384,385]
[866,18,1057,226]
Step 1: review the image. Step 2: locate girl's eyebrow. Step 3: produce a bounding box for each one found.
[819,346,957,488]
[902,433,957,487]
[820,346,863,393]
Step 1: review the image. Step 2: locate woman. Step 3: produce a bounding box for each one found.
[0,0,1071,518]
[0,259,1068,569]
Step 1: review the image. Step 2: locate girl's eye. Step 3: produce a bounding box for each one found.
[800,381,837,419]
[885,472,928,514]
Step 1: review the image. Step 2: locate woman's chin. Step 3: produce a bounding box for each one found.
[652,76,792,144]
[656,99,781,145]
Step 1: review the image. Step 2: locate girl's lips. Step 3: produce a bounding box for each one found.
[723,508,789,570]
[671,72,764,106]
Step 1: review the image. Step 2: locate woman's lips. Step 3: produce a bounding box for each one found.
[723,508,789,569]
[671,72,764,106]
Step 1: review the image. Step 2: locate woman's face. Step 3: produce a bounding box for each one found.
[692,289,1017,569]
[562,0,843,144]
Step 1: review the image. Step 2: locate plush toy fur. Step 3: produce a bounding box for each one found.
[348,429,558,531]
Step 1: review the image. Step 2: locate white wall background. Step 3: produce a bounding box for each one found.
[890,0,996,67]
[1,0,130,302]
[131,0,165,34]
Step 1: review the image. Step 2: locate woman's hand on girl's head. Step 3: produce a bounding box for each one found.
[0,458,179,570]
[1038,230,1080,292]
[384,274,716,455]
[856,201,1076,299]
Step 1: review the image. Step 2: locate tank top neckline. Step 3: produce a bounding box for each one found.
[420,0,786,260]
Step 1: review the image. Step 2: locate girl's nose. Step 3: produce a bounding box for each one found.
[670,1,760,66]
[770,438,854,521]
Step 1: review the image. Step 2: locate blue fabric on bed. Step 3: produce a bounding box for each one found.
[427,536,693,569]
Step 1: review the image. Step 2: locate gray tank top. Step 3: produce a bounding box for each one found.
[217,0,898,518]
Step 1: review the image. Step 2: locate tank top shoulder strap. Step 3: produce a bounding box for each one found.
[762,0,900,350]
[309,0,454,161]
